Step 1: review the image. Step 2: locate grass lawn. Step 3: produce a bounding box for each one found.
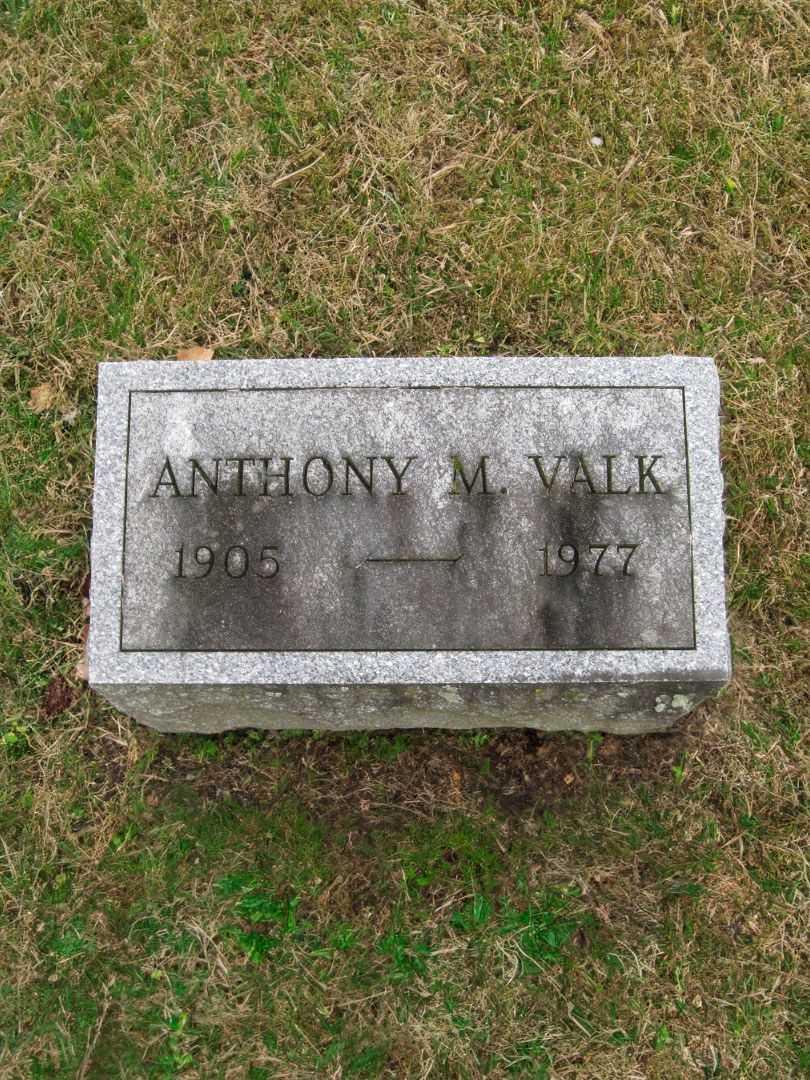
[1,1,808,1076]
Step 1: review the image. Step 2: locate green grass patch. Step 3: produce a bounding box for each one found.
[1,0,808,1075]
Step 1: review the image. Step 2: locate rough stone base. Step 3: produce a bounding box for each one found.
[95,681,720,735]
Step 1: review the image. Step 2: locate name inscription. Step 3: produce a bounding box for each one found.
[150,453,666,499]
[120,386,694,652]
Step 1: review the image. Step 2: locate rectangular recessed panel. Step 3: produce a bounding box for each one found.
[120,385,694,651]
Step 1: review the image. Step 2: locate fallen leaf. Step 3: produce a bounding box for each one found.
[176,346,214,362]
[575,9,606,36]
[563,772,575,785]
[42,676,75,718]
[573,927,590,948]
[29,382,57,412]
[599,736,622,758]
[74,655,89,681]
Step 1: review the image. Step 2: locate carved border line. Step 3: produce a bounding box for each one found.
[119,385,697,653]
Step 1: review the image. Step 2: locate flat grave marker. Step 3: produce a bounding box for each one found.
[89,356,730,733]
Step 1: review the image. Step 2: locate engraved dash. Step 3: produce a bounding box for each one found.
[365,554,463,565]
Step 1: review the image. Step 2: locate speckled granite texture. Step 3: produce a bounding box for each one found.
[89,356,730,733]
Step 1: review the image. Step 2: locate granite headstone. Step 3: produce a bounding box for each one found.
[89,356,730,733]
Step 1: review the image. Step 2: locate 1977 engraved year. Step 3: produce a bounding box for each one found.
[539,542,640,576]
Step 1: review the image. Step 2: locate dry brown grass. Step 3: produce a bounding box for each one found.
[1,0,809,1077]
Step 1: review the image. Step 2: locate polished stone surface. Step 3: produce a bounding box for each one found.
[89,356,730,733]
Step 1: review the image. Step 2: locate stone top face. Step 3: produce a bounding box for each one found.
[122,385,692,652]
[89,357,730,687]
